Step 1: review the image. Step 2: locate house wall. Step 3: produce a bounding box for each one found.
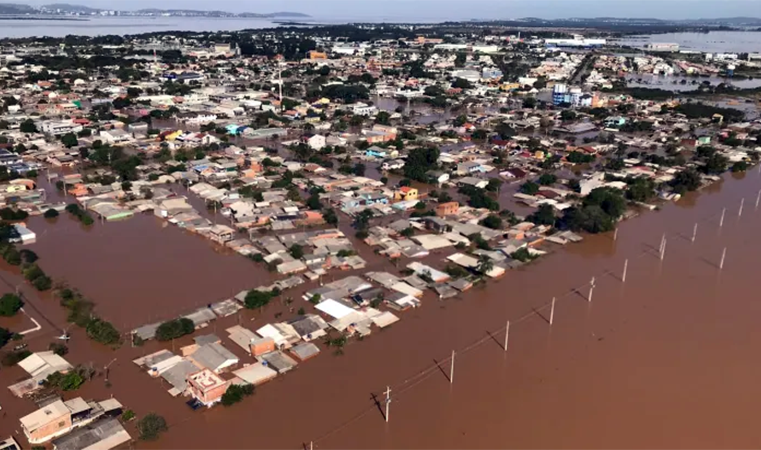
[26,414,72,443]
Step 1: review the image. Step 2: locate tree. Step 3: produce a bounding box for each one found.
[404,147,440,181]
[60,132,78,148]
[353,163,366,176]
[46,370,84,391]
[479,214,503,230]
[323,208,338,226]
[138,414,168,441]
[85,318,120,345]
[375,111,391,125]
[19,119,37,134]
[221,383,255,406]
[537,173,557,186]
[0,327,11,348]
[0,293,22,316]
[289,244,304,259]
[485,178,503,193]
[523,97,537,109]
[477,254,494,275]
[670,168,702,194]
[520,181,539,195]
[245,290,273,309]
[732,161,749,172]
[566,151,594,164]
[455,52,467,67]
[452,78,472,89]
[527,204,556,226]
[306,193,322,210]
[703,153,729,175]
[44,208,59,219]
[626,178,656,202]
[560,110,577,122]
[32,275,52,291]
[155,318,195,341]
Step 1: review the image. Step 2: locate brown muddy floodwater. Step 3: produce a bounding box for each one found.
[2,170,761,449]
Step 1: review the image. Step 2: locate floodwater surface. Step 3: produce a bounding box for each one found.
[0,169,760,448]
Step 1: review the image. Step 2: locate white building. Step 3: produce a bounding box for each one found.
[307,134,326,150]
[39,120,82,136]
[352,103,377,116]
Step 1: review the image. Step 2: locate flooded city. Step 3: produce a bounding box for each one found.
[1,7,761,450]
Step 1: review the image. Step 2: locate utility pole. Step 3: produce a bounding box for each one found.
[692,223,697,243]
[549,297,556,325]
[756,190,761,210]
[449,350,455,384]
[588,277,595,302]
[384,386,391,423]
[660,239,667,261]
[613,227,618,242]
[720,208,726,228]
[720,247,727,270]
[622,259,628,283]
[739,198,744,217]
[504,320,510,351]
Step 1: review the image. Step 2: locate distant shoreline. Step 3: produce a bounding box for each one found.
[0,16,88,21]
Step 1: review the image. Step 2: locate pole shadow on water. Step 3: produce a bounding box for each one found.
[531,306,550,324]
[485,330,503,350]
[699,255,720,269]
[432,358,451,382]
[370,393,385,421]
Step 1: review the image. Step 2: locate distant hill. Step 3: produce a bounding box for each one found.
[0,2,36,14]
[0,2,310,18]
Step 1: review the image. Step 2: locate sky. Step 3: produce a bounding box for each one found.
[20,0,761,20]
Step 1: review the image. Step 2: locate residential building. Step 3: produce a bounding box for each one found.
[39,120,83,136]
[52,418,131,450]
[436,202,460,217]
[187,369,231,407]
[307,134,326,150]
[352,103,377,116]
[394,186,418,202]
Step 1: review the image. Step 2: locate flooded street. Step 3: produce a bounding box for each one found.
[0,168,760,448]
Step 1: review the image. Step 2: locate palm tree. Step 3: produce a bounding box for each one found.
[477,254,494,275]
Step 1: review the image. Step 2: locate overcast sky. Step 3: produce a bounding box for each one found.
[23,0,761,20]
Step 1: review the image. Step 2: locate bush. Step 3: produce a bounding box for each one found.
[49,342,69,356]
[122,410,136,421]
[46,370,85,391]
[0,293,22,317]
[221,383,255,406]
[2,245,21,266]
[23,264,45,281]
[32,275,52,291]
[20,249,38,264]
[137,413,168,441]
[155,318,195,341]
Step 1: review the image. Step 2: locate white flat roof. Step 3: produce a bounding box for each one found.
[315,299,356,320]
